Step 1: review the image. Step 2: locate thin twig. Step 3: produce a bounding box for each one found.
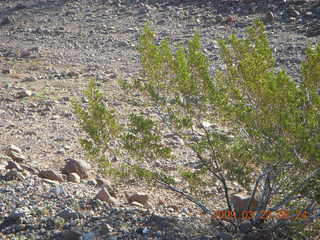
[156,178,212,214]
[201,126,233,212]
[269,168,320,212]
[123,159,212,214]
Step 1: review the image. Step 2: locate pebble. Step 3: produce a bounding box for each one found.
[0,0,319,239]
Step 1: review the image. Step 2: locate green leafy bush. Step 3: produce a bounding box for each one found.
[73,21,320,238]
[135,20,320,238]
[72,79,175,183]
[71,79,121,171]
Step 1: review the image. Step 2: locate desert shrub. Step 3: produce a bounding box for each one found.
[73,21,320,238]
[135,20,320,238]
[71,79,121,171]
[72,78,175,183]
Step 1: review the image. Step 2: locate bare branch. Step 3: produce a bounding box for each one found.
[270,168,320,212]
[155,178,212,214]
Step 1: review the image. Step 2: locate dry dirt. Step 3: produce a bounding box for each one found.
[0,0,320,239]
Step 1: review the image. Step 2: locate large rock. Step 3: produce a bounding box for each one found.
[57,208,80,221]
[0,16,16,26]
[4,145,26,163]
[95,187,118,205]
[230,192,260,217]
[9,152,26,162]
[4,169,25,181]
[5,145,22,154]
[6,160,23,171]
[20,164,39,175]
[96,176,117,198]
[125,191,149,206]
[39,170,64,182]
[67,173,81,183]
[62,159,91,179]
[61,228,82,240]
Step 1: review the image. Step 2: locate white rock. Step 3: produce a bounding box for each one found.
[55,184,66,196]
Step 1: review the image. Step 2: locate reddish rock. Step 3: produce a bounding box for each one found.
[95,188,118,205]
[9,152,26,162]
[225,16,237,23]
[96,176,117,198]
[20,164,39,175]
[6,160,23,171]
[125,191,149,206]
[39,170,64,182]
[62,159,91,179]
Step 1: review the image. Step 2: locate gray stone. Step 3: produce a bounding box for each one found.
[239,221,253,234]
[57,208,79,221]
[55,184,67,195]
[148,214,175,230]
[264,12,275,23]
[136,227,149,235]
[17,90,33,98]
[230,193,259,216]
[81,232,96,240]
[20,50,32,58]
[216,232,233,240]
[4,169,25,181]
[86,179,97,186]
[305,11,314,17]
[61,228,82,240]
[9,207,31,222]
[0,16,16,26]
[200,121,213,128]
[99,223,113,234]
[21,76,37,82]
[67,172,81,183]
[286,7,300,18]
[215,15,224,23]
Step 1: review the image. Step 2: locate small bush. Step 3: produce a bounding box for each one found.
[135,20,320,238]
[71,79,121,171]
[73,21,320,238]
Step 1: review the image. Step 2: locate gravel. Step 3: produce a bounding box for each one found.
[0,0,319,239]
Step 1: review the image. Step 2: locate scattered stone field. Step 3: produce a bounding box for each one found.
[0,0,319,239]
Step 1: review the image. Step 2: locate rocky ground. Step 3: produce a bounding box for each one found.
[0,0,320,239]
